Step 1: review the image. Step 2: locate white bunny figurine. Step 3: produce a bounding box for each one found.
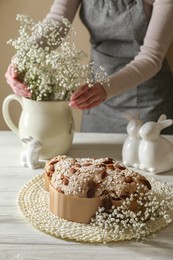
[138,114,173,174]
[20,136,42,169]
[122,112,143,168]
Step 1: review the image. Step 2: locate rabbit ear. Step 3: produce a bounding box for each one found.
[123,112,133,121]
[124,112,140,121]
[159,119,173,130]
[157,114,167,122]
[134,112,140,119]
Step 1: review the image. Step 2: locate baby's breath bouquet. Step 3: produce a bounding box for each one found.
[8,14,107,101]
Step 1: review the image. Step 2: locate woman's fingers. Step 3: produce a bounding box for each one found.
[6,77,31,97]
[5,64,31,97]
[69,83,107,110]
[70,84,90,101]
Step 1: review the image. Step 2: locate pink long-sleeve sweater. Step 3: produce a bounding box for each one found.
[46,0,173,99]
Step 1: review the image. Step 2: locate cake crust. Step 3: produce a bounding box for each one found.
[44,155,151,223]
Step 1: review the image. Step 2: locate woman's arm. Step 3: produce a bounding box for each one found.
[70,0,173,109]
[103,0,173,99]
[46,0,81,22]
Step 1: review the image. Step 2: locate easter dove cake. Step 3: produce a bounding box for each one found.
[44,155,151,223]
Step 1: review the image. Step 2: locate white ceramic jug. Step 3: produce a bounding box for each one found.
[2,94,74,159]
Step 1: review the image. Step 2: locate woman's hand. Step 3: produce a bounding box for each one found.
[5,64,31,98]
[69,82,107,110]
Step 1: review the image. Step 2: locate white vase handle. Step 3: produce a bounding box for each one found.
[2,94,23,135]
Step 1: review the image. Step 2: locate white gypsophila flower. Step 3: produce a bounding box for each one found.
[8,14,109,101]
[90,181,173,241]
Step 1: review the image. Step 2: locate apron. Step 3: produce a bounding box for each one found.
[79,0,173,134]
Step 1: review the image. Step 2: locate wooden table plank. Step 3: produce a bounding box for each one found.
[0,131,173,260]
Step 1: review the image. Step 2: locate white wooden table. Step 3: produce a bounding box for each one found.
[0,131,173,260]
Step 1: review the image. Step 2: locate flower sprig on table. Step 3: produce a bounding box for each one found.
[8,14,109,101]
[90,179,173,241]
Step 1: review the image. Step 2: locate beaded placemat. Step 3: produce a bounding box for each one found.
[17,173,173,243]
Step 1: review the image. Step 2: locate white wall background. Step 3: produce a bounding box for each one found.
[0,0,90,131]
